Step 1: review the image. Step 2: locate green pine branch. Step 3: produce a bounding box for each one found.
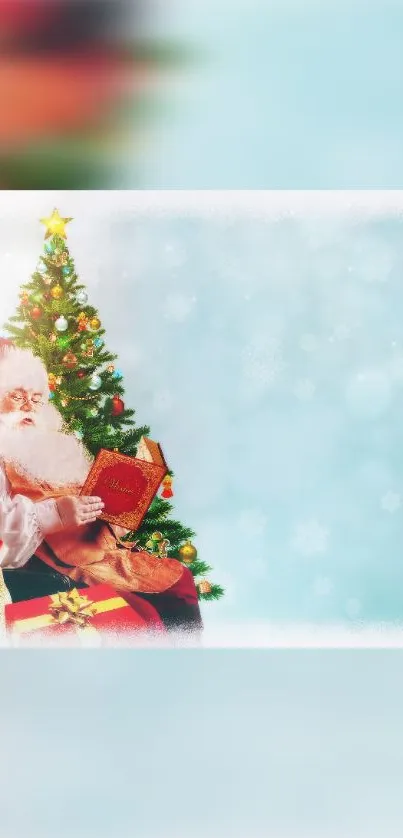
[198,584,225,602]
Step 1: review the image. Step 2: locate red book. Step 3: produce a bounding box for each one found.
[80,436,168,530]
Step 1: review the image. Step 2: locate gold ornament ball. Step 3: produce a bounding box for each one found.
[51,284,64,300]
[198,579,212,595]
[90,316,101,330]
[178,541,197,564]
[151,531,163,542]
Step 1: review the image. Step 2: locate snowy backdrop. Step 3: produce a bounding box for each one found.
[1,192,403,631]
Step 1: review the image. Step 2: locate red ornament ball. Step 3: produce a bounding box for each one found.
[77,371,85,379]
[111,394,124,416]
[31,306,42,320]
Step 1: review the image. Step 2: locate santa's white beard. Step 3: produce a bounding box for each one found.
[0,410,93,487]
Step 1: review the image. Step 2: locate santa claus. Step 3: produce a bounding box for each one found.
[0,340,202,637]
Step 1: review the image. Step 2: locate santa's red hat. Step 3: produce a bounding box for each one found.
[0,341,49,395]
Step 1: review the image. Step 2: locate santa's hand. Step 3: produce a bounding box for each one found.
[56,495,105,529]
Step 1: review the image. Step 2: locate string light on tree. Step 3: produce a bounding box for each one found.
[52,251,68,267]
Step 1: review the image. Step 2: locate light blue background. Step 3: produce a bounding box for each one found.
[2,650,403,838]
[143,0,403,189]
[103,209,403,626]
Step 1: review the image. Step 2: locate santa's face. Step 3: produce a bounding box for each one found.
[0,387,44,428]
[0,384,92,487]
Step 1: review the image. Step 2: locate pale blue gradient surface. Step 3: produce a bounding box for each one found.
[144,0,403,188]
[2,651,403,837]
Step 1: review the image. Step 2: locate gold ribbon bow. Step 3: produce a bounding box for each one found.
[48,589,97,628]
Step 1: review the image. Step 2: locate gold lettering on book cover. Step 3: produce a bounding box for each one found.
[104,478,136,495]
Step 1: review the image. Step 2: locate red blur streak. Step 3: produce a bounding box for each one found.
[0,0,53,36]
[0,53,152,149]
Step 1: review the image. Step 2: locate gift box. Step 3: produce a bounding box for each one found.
[5,584,148,647]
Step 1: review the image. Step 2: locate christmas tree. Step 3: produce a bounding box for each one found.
[3,210,224,603]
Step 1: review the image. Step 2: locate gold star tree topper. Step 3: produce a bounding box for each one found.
[40,209,73,239]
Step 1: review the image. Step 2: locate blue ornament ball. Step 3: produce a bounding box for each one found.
[49,392,54,400]
[113,369,122,380]
[62,267,70,276]
[94,338,103,348]
[45,242,53,253]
